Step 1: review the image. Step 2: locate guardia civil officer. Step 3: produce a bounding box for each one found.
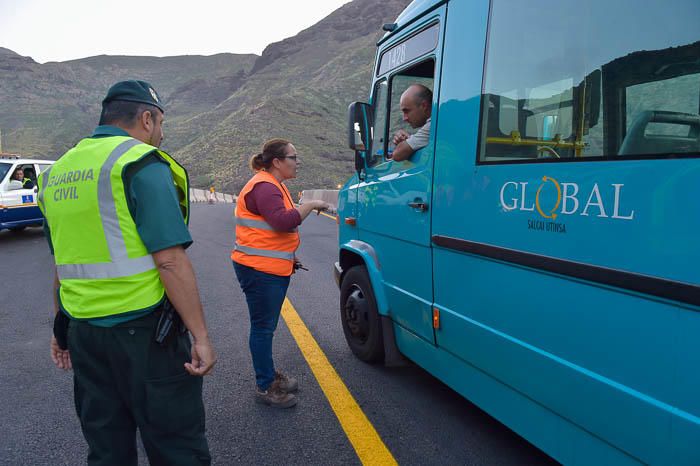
[38,80,216,466]
[12,166,34,188]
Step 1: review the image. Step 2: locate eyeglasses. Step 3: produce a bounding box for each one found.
[283,155,298,161]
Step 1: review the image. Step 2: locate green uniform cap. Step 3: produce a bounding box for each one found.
[102,80,164,113]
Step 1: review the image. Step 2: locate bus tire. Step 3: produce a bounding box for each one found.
[340,265,384,363]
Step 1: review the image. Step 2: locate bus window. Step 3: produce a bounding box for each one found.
[369,80,388,166]
[479,0,700,162]
[626,74,700,135]
[621,73,700,153]
[386,59,435,159]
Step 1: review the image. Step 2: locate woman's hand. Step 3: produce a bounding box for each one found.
[297,200,332,220]
[310,200,331,214]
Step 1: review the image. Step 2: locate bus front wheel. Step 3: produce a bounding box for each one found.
[340,265,384,363]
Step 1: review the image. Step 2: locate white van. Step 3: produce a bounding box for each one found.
[0,156,54,232]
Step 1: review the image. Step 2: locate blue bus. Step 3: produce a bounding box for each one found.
[335,0,699,463]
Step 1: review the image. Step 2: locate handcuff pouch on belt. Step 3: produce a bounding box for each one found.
[154,298,186,345]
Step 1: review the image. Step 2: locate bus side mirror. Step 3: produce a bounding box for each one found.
[348,102,373,173]
[348,102,373,151]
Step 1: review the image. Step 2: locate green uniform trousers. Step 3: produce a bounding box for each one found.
[67,309,211,466]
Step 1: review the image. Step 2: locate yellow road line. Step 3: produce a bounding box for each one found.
[281,298,397,466]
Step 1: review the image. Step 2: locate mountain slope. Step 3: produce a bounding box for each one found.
[0,50,255,157]
[170,0,411,192]
[0,0,412,192]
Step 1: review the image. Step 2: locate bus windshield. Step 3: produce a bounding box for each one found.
[480,0,700,161]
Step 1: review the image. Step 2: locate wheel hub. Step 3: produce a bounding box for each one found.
[344,285,370,343]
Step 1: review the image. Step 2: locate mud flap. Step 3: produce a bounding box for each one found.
[381,315,408,367]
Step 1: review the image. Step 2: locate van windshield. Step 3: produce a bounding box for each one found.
[0,163,11,182]
[480,0,700,161]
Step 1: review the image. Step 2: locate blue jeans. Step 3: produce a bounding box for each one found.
[232,261,291,391]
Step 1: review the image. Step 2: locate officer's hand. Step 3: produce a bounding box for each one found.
[50,336,72,371]
[185,338,217,376]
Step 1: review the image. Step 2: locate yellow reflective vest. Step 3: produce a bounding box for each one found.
[38,136,189,319]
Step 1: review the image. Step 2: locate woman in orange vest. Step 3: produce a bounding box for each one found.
[232,138,330,408]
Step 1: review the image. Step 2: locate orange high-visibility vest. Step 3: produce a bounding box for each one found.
[231,171,300,276]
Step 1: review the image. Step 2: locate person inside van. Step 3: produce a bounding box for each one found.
[12,167,34,189]
[391,84,432,161]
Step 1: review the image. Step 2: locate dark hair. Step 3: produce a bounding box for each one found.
[99,100,160,126]
[249,138,292,171]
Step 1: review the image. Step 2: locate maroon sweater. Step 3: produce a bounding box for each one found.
[244,182,301,231]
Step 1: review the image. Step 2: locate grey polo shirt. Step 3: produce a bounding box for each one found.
[406,117,432,151]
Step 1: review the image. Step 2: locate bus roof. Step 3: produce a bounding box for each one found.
[379,0,447,45]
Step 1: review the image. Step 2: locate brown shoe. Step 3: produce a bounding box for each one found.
[275,371,298,393]
[255,380,297,408]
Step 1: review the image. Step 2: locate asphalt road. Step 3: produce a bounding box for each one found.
[0,203,556,465]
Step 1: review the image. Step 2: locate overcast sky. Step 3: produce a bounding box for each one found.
[0,0,351,63]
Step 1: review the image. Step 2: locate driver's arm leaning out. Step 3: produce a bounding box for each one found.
[392,117,431,162]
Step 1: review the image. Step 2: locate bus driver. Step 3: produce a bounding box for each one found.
[391,84,432,161]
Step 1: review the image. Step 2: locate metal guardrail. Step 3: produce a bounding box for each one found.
[189,188,237,204]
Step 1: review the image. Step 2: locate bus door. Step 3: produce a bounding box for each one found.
[356,15,445,344]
